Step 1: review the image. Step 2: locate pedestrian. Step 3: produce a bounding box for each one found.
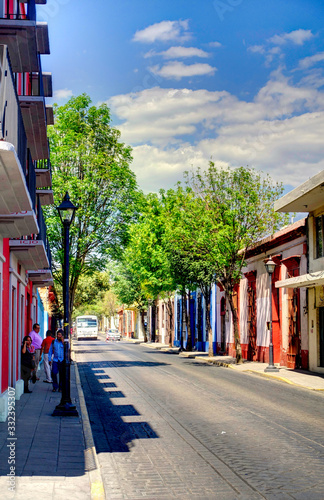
[40,330,54,383]
[48,329,64,392]
[29,323,42,381]
[21,336,35,394]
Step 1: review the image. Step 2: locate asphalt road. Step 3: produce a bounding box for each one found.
[75,336,324,500]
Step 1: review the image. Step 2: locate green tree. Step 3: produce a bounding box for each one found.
[112,261,148,342]
[162,186,215,354]
[44,94,140,320]
[183,163,288,362]
[119,194,176,343]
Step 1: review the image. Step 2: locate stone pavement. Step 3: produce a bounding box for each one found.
[0,362,104,500]
[130,339,324,391]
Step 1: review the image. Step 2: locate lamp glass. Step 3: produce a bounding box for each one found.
[265,257,276,275]
[56,192,77,226]
[59,207,74,224]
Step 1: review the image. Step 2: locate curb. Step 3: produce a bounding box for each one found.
[209,360,324,391]
[74,362,106,500]
[241,368,324,391]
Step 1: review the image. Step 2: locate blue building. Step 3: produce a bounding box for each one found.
[174,284,217,353]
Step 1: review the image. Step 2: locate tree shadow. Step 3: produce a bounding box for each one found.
[78,362,160,454]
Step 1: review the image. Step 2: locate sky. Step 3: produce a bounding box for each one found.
[38,0,324,194]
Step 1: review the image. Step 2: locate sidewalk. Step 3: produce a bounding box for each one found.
[0,363,104,500]
[136,340,324,391]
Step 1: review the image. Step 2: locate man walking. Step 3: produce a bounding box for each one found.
[40,330,54,383]
[29,323,42,381]
[48,329,64,392]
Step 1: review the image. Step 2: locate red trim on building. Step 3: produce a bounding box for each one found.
[2,239,10,392]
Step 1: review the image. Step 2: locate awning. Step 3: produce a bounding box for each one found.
[275,271,324,289]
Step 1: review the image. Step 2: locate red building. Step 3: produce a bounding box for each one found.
[0,0,54,421]
[216,219,308,369]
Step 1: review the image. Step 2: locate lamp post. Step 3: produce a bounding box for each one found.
[52,192,79,417]
[264,256,279,373]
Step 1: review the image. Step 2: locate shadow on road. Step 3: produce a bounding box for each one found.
[78,362,160,454]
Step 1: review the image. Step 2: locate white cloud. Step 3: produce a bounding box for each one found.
[149,62,216,79]
[109,71,324,192]
[299,51,324,69]
[145,46,209,59]
[54,88,73,100]
[209,41,222,48]
[133,20,191,43]
[268,29,313,46]
[248,45,265,54]
[130,144,208,192]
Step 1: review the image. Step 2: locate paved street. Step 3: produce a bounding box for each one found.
[75,335,324,500]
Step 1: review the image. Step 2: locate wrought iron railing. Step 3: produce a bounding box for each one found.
[26,150,36,211]
[36,198,52,268]
[1,0,36,21]
[15,55,45,97]
[34,157,51,171]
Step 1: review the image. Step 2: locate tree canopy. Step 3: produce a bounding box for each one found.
[180,163,288,361]
[44,94,141,317]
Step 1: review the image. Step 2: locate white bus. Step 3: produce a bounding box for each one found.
[76,315,98,340]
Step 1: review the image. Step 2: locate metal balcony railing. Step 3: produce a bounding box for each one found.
[15,54,45,97]
[0,46,29,170]
[36,197,52,269]
[34,157,51,172]
[26,150,36,211]
[1,0,36,21]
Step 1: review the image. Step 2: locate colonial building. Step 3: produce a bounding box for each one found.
[275,171,324,373]
[174,286,217,352]
[0,0,54,421]
[220,219,308,368]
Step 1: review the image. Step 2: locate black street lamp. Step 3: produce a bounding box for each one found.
[52,192,79,417]
[264,256,279,373]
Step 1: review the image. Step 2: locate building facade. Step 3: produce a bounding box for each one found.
[219,219,308,368]
[0,0,54,421]
[275,171,324,374]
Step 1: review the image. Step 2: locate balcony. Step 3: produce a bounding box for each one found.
[35,157,51,188]
[36,186,54,205]
[18,56,50,160]
[0,210,38,238]
[27,268,53,287]
[0,0,49,73]
[0,47,38,217]
[9,200,51,270]
[9,237,49,269]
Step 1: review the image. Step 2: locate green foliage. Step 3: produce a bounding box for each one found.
[117,194,176,303]
[72,270,118,320]
[44,94,142,314]
[184,163,288,290]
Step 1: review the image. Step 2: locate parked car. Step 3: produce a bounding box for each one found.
[106,329,121,341]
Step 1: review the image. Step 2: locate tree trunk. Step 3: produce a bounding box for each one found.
[200,285,214,357]
[152,300,157,342]
[141,309,148,342]
[147,304,151,341]
[227,292,243,364]
[184,291,192,351]
[180,293,185,350]
[166,297,173,347]
[206,296,214,357]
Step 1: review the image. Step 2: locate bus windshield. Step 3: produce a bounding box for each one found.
[77,318,97,328]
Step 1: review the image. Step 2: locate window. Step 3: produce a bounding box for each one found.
[316,215,324,258]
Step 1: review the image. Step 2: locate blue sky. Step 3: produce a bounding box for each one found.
[39,0,324,193]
